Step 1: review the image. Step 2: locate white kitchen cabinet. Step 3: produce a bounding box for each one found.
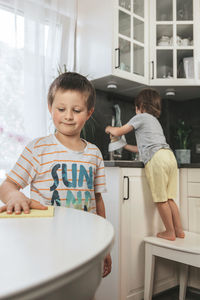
[149,0,200,85]
[95,167,122,300]
[96,167,178,300]
[77,0,200,96]
[120,168,178,300]
[76,0,149,92]
[179,168,200,290]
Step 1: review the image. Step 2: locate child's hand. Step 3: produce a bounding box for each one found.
[30,200,48,210]
[105,126,112,134]
[102,253,112,277]
[110,134,118,142]
[0,197,47,214]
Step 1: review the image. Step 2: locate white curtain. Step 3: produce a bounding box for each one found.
[0,0,77,178]
[22,0,77,138]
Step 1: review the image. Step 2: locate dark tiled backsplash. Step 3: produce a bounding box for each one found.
[86,90,200,163]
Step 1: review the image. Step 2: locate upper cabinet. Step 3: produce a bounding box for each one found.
[117,0,148,83]
[76,0,200,97]
[150,0,200,85]
[76,0,149,92]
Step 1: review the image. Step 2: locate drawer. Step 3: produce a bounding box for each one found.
[188,197,200,233]
[188,182,200,197]
[188,169,200,183]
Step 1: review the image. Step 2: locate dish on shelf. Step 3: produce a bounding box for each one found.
[177,37,193,46]
[158,35,171,46]
[181,38,189,46]
[158,41,170,46]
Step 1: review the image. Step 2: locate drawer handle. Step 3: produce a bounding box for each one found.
[123,176,129,200]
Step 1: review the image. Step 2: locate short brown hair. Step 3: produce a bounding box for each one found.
[135,88,161,118]
[48,72,96,111]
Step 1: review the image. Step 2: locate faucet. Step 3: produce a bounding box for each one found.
[109,115,122,160]
[109,115,115,160]
[109,151,122,160]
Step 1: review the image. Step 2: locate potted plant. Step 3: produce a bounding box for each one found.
[175,120,191,164]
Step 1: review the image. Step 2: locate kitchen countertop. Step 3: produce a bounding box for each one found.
[104,160,144,168]
[179,163,200,168]
[104,160,200,168]
[0,207,114,300]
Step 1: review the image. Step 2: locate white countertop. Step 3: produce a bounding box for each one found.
[0,207,114,300]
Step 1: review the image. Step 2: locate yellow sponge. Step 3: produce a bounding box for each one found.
[0,206,54,218]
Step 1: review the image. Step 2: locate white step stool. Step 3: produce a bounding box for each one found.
[144,231,200,300]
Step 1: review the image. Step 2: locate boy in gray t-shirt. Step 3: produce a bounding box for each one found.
[105,88,184,241]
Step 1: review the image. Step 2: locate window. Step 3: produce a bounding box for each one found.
[0,1,76,184]
[0,7,26,180]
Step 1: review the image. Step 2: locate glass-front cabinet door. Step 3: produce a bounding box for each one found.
[150,0,200,84]
[115,0,148,84]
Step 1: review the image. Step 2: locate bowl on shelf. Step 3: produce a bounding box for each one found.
[181,38,189,46]
[158,35,170,46]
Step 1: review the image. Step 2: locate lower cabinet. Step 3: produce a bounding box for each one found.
[120,168,178,300]
[180,168,200,290]
[96,167,178,300]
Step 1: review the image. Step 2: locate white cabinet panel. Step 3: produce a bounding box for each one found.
[96,167,178,300]
[179,168,200,290]
[120,168,177,300]
[77,0,200,95]
[95,167,121,300]
[188,168,200,182]
[188,183,200,197]
[77,0,149,91]
[188,197,200,233]
[188,196,200,289]
[149,0,200,85]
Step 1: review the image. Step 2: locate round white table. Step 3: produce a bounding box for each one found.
[0,207,114,300]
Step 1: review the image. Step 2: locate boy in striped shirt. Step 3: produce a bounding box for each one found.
[0,72,111,277]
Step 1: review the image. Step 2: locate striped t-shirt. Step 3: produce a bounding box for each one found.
[7,134,107,213]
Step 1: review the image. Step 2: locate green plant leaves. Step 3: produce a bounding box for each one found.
[176,120,192,149]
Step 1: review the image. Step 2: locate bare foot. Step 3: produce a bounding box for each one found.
[157,231,176,241]
[175,228,185,238]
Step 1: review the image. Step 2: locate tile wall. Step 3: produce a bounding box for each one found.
[86,90,200,163]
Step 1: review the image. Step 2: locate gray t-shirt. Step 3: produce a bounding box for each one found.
[127,113,170,165]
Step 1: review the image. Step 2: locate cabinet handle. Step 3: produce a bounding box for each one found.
[151,61,154,79]
[115,48,120,69]
[123,176,129,200]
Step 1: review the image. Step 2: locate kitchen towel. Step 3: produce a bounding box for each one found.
[0,206,54,218]
[113,104,127,153]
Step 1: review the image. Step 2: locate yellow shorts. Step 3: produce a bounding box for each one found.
[144,149,177,203]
